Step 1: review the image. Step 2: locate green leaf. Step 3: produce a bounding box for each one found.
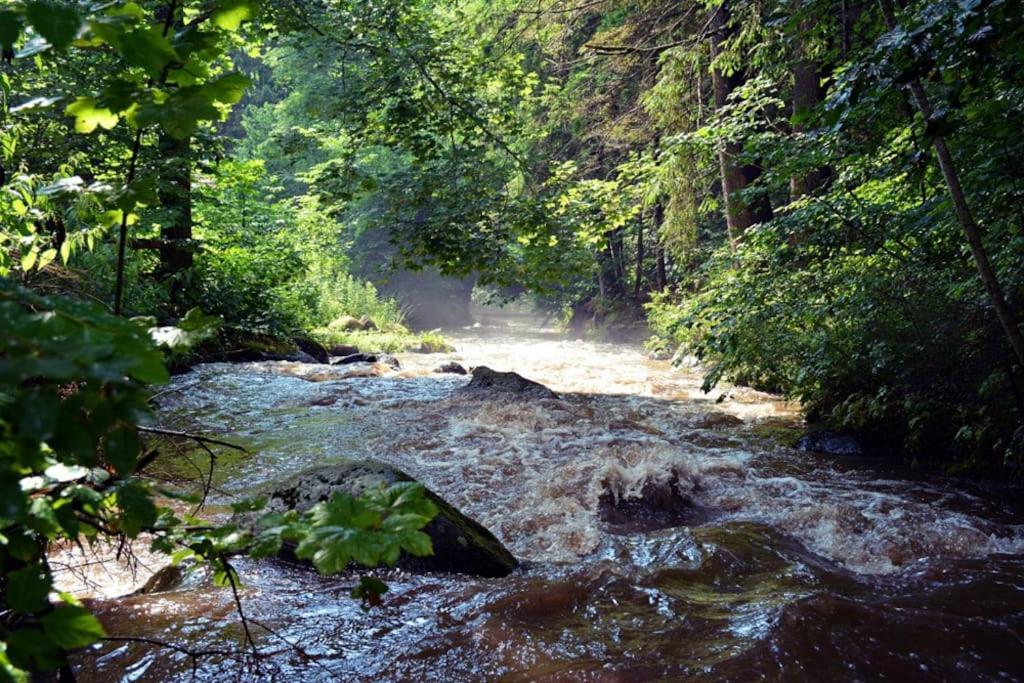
[350,575,388,609]
[40,605,106,649]
[65,97,119,133]
[104,426,140,475]
[116,481,156,537]
[5,627,63,672]
[118,26,178,79]
[400,530,433,557]
[6,565,52,614]
[20,248,37,272]
[211,0,256,31]
[205,72,251,105]
[26,1,81,51]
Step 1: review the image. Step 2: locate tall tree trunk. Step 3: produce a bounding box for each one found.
[790,24,826,198]
[654,201,667,291]
[877,0,1024,365]
[157,133,193,274]
[709,0,753,251]
[634,210,645,299]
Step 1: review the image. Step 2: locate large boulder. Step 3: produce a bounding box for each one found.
[258,462,518,578]
[461,366,558,399]
[796,429,864,456]
[292,337,329,364]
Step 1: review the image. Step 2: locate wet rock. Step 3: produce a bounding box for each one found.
[291,350,319,364]
[258,462,518,577]
[797,429,864,456]
[331,352,400,369]
[671,349,701,369]
[461,366,558,399]
[647,348,673,361]
[332,352,378,365]
[134,564,184,595]
[206,331,308,363]
[696,412,744,429]
[434,362,467,375]
[292,337,329,364]
[599,474,712,533]
[608,418,663,436]
[328,344,360,357]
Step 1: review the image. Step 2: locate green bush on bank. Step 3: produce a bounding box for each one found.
[647,198,1024,473]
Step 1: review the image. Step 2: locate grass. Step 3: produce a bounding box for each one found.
[312,327,454,354]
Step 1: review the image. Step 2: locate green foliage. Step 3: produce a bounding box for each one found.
[647,0,1024,471]
[0,282,436,676]
[191,160,408,334]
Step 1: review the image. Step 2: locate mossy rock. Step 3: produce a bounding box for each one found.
[328,315,366,332]
[256,461,518,578]
[170,328,311,372]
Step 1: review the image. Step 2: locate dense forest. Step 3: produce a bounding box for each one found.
[2,0,1024,679]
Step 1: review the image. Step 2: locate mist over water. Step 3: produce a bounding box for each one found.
[70,315,1024,681]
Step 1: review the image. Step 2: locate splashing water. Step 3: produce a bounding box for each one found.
[67,315,1024,681]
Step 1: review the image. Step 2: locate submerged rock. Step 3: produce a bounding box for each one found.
[696,412,744,429]
[797,429,864,456]
[434,361,467,375]
[461,366,558,399]
[598,474,713,533]
[330,352,400,369]
[259,461,518,577]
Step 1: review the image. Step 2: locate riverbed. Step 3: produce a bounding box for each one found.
[67,317,1024,681]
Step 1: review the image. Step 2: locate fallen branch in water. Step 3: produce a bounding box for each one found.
[137,426,247,452]
[102,636,248,678]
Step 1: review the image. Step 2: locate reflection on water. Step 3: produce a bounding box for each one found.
[67,315,1024,681]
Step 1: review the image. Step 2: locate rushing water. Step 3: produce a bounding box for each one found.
[65,316,1024,681]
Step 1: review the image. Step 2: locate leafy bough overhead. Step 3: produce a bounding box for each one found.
[0,0,256,312]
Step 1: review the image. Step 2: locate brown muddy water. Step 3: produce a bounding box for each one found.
[61,317,1024,681]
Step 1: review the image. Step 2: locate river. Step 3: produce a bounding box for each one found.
[65,316,1024,681]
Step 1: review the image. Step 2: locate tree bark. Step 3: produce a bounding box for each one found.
[157,133,193,276]
[709,0,753,251]
[877,0,1024,365]
[654,201,667,291]
[634,210,645,299]
[790,24,826,198]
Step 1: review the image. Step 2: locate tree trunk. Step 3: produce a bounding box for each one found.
[790,25,826,198]
[634,210,645,299]
[877,0,1024,365]
[709,0,753,251]
[157,133,193,276]
[654,201,667,291]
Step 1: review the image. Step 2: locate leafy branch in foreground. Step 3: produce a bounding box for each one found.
[0,282,436,679]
